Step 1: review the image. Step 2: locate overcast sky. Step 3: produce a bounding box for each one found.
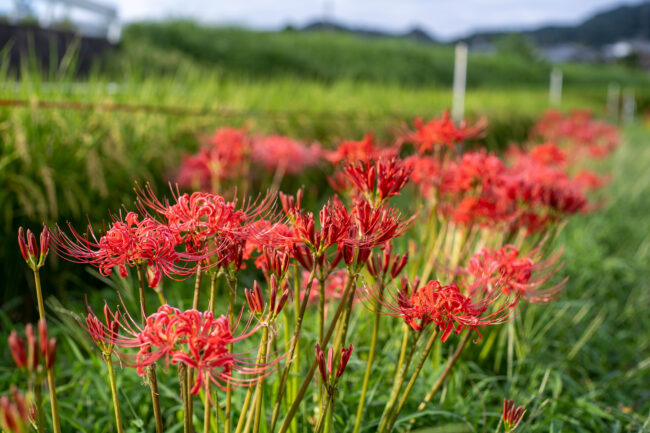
[111,0,643,40]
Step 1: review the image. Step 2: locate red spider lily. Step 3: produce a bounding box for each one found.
[463,245,567,304]
[8,321,56,372]
[438,151,512,227]
[325,134,384,164]
[251,135,321,175]
[403,111,486,154]
[344,198,412,258]
[245,277,290,317]
[177,127,251,189]
[0,387,29,433]
[531,109,619,159]
[503,398,526,432]
[315,343,354,384]
[366,243,408,283]
[95,304,272,394]
[528,142,567,166]
[52,211,208,288]
[371,278,516,341]
[341,157,413,205]
[279,189,303,217]
[292,198,352,254]
[84,301,121,355]
[403,155,441,198]
[18,226,50,271]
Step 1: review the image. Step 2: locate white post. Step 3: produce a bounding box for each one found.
[549,68,563,107]
[622,89,636,124]
[607,83,621,122]
[452,42,468,122]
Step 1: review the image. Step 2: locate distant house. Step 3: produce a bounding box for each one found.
[540,43,600,63]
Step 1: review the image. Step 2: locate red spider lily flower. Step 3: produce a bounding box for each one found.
[292,199,352,255]
[315,343,354,384]
[528,142,567,166]
[178,127,251,189]
[574,170,610,191]
[366,242,408,283]
[344,198,412,257]
[52,211,205,288]
[503,398,526,432]
[101,304,272,394]
[279,189,303,217]
[403,155,441,198]
[247,277,290,318]
[84,302,121,355]
[341,158,413,205]
[531,109,619,159]
[324,134,390,164]
[18,226,50,270]
[251,135,321,175]
[404,111,487,154]
[372,278,516,341]
[9,322,56,371]
[463,245,567,304]
[0,388,29,433]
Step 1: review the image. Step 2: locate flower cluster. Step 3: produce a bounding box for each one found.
[0,388,29,433]
[8,321,57,372]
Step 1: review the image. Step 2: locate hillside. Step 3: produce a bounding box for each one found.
[462,1,650,47]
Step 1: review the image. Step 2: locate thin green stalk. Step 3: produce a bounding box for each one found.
[180,364,192,433]
[384,330,439,432]
[106,357,125,433]
[225,272,237,433]
[188,265,204,430]
[235,324,270,433]
[34,382,45,433]
[313,393,334,433]
[352,284,383,433]
[33,270,61,433]
[136,264,164,433]
[317,275,326,406]
[377,330,420,433]
[267,264,317,433]
[252,326,270,433]
[276,275,356,433]
[205,271,219,433]
[412,331,471,421]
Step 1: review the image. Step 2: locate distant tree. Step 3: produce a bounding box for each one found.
[494,33,538,61]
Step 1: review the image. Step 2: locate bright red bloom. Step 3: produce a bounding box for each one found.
[292,198,352,254]
[251,135,321,175]
[376,278,516,341]
[325,134,395,164]
[404,111,486,154]
[341,157,412,205]
[464,245,567,303]
[53,212,200,288]
[503,398,526,432]
[366,242,408,283]
[177,127,251,190]
[18,226,49,270]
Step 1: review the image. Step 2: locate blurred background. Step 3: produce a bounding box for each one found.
[1,0,649,318]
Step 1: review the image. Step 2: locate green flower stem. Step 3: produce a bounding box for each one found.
[313,391,334,433]
[377,329,420,433]
[384,329,440,432]
[225,272,238,433]
[105,357,125,433]
[252,325,270,433]
[412,331,472,422]
[352,283,383,433]
[34,381,45,433]
[188,265,204,430]
[32,270,61,433]
[205,271,219,433]
[267,264,317,433]
[136,264,164,433]
[276,274,357,433]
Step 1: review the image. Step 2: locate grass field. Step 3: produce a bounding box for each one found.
[1,22,649,433]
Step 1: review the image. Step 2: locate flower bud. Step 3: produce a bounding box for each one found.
[37,320,48,360]
[315,343,327,384]
[39,226,50,264]
[27,230,38,259]
[336,345,354,378]
[25,324,38,372]
[46,339,57,369]
[17,228,28,262]
[8,332,26,369]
